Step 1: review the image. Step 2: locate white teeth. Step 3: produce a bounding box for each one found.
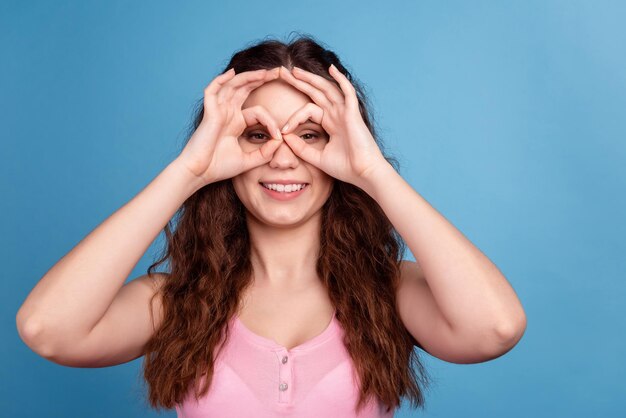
[262,183,307,193]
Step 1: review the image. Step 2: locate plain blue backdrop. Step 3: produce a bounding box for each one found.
[2,0,625,417]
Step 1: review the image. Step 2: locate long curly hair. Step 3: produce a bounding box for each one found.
[140,33,431,415]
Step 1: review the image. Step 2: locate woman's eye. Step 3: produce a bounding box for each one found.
[246,132,270,142]
[245,130,324,142]
[301,132,321,141]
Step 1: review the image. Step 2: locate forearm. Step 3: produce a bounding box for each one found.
[16,159,204,346]
[361,162,526,339]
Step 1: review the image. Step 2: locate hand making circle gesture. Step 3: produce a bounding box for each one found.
[176,67,285,186]
[276,65,391,190]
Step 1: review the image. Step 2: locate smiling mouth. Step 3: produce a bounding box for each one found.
[259,182,309,193]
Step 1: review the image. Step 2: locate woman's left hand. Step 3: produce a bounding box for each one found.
[277,65,390,190]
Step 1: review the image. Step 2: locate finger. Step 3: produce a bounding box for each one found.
[203,69,236,109]
[281,133,322,167]
[241,136,283,171]
[280,102,324,134]
[242,105,284,141]
[217,69,266,104]
[217,68,277,104]
[278,66,332,110]
[328,64,359,109]
[290,66,345,105]
[223,67,280,105]
[230,79,267,109]
[204,68,236,96]
[234,67,280,90]
[230,68,280,107]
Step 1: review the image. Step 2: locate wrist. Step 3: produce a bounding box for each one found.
[168,158,209,195]
[358,160,397,196]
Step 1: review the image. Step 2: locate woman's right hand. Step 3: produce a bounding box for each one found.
[175,67,285,186]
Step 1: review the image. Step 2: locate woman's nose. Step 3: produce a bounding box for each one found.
[268,136,300,168]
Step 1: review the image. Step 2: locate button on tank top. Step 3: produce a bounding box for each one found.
[175,309,395,417]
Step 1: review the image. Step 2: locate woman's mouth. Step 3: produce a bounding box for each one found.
[259,182,309,201]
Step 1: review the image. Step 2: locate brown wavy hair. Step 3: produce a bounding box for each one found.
[139,33,431,415]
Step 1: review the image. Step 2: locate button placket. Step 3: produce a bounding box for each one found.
[276,349,292,404]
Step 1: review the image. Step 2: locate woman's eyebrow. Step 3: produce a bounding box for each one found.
[244,123,266,130]
[244,120,322,130]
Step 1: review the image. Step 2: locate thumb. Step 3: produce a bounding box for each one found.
[282,133,322,167]
[241,137,283,171]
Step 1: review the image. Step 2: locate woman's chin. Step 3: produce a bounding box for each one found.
[261,213,307,228]
[246,208,314,229]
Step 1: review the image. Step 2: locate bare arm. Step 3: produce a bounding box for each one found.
[363,163,527,362]
[15,67,283,365]
[15,159,203,358]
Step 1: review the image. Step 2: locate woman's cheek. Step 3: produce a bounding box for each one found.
[237,137,256,152]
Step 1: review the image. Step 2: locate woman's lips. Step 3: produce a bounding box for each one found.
[259,183,309,201]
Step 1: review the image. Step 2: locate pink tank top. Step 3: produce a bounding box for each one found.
[175,309,395,417]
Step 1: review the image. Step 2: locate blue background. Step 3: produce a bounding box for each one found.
[2,1,625,417]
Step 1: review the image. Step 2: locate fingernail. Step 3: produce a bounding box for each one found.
[281,123,289,132]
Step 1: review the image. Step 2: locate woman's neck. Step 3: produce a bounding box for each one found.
[246,212,322,290]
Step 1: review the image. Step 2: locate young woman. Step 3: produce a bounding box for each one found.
[16,36,527,417]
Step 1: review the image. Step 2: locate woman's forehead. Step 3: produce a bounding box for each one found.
[242,79,312,122]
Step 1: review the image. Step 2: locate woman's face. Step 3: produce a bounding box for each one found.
[232,77,334,228]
